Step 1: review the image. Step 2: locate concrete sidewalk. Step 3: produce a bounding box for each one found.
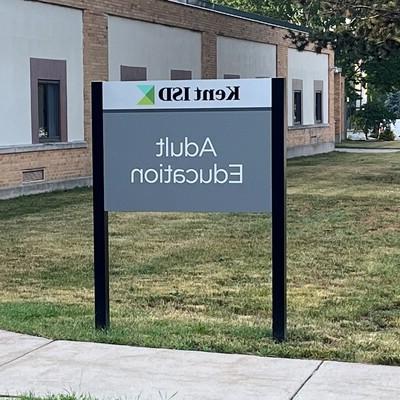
[0,330,399,400]
[335,147,400,153]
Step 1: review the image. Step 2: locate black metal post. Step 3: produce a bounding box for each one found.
[271,78,287,342]
[91,82,110,330]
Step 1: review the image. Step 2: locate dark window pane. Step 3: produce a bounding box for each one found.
[120,66,147,81]
[224,74,240,79]
[171,70,192,80]
[315,91,323,123]
[38,83,46,136]
[293,90,302,124]
[38,80,60,142]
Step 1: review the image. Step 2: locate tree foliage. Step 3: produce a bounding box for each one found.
[210,0,303,22]
[386,91,400,118]
[213,0,400,89]
[364,51,400,93]
[351,97,397,139]
[213,0,400,134]
[294,1,400,55]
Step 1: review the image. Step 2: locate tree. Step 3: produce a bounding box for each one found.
[351,97,397,140]
[292,1,400,55]
[214,0,400,138]
[364,51,400,94]
[213,1,400,89]
[386,91,400,119]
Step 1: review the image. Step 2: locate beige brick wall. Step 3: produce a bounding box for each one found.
[0,148,91,188]
[1,0,336,190]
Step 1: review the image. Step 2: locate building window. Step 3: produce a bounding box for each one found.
[315,91,323,123]
[293,91,302,125]
[38,80,60,142]
[292,79,303,125]
[224,74,240,79]
[314,80,324,124]
[171,69,192,80]
[120,66,147,81]
[30,58,67,144]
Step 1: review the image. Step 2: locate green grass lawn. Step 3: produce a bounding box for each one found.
[16,395,175,400]
[336,139,400,149]
[17,395,172,400]
[0,152,399,365]
[18,396,93,400]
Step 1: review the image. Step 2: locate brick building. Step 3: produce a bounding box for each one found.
[0,0,345,198]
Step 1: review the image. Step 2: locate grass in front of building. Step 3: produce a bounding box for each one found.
[17,394,176,400]
[0,152,399,365]
[336,139,400,149]
[18,396,92,400]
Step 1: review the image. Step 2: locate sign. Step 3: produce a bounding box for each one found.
[103,79,272,212]
[103,79,271,110]
[92,78,287,341]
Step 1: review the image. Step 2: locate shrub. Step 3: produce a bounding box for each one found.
[351,97,397,140]
[380,128,395,141]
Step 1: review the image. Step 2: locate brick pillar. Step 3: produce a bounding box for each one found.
[334,73,346,143]
[83,10,108,151]
[340,76,346,141]
[334,73,342,143]
[276,45,288,78]
[328,50,335,135]
[202,32,217,79]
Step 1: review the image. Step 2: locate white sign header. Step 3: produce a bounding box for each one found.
[103,79,272,111]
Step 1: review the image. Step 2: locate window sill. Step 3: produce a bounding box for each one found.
[0,141,88,155]
[289,124,330,131]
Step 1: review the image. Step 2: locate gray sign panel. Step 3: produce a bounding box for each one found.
[103,109,271,212]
